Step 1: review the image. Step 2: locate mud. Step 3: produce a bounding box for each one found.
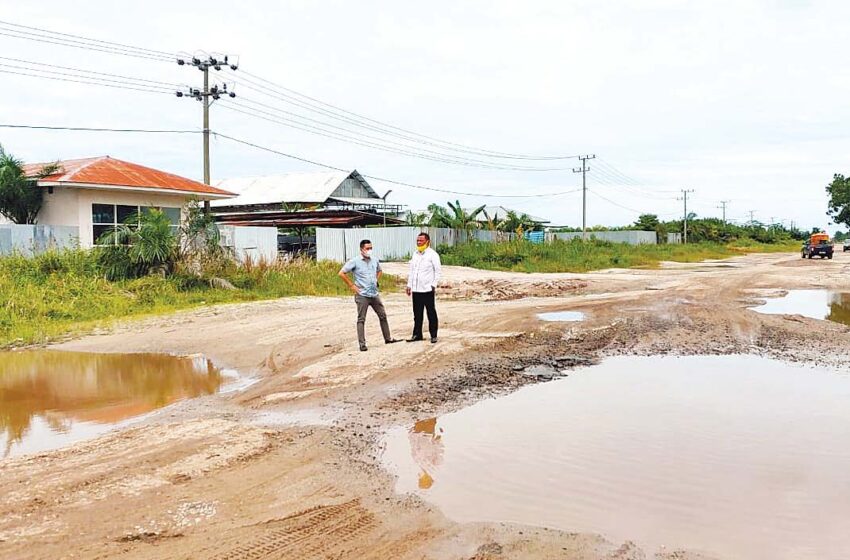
[3,251,850,559]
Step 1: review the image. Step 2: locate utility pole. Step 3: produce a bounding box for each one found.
[748,210,756,225]
[679,189,694,243]
[176,54,238,214]
[717,200,730,223]
[572,154,596,240]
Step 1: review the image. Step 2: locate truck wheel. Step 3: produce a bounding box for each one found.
[829,254,833,259]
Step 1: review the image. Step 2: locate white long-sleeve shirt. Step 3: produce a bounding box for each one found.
[407,247,442,293]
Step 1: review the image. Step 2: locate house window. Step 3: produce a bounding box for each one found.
[92,204,182,244]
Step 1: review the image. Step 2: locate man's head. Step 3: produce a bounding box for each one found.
[360,239,373,258]
[416,232,430,253]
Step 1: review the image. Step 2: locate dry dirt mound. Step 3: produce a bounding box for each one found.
[439,278,588,301]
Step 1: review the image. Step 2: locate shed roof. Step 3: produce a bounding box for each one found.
[211,170,379,207]
[23,156,234,198]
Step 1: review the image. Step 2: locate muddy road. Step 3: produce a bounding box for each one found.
[3,250,850,559]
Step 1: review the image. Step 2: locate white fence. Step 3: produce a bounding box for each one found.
[317,226,515,262]
[546,231,658,245]
[0,225,79,256]
[218,225,278,263]
[667,233,683,244]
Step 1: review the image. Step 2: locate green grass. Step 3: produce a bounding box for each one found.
[438,238,801,273]
[0,250,399,348]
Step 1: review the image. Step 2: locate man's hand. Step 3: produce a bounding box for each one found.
[405,287,412,296]
[350,284,361,295]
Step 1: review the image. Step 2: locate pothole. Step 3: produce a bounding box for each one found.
[382,354,850,560]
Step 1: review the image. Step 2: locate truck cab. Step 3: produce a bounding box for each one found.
[802,233,834,259]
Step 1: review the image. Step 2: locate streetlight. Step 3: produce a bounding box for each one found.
[382,189,393,227]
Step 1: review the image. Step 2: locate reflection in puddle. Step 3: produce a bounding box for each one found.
[0,351,226,458]
[537,311,585,322]
[752,289,850,325]
[382,355,850,560]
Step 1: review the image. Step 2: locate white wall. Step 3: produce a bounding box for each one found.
[37,187,194,247]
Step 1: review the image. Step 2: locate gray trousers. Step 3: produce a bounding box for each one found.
[355,294,392,345]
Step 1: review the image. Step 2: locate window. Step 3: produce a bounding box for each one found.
[92,204,182,244]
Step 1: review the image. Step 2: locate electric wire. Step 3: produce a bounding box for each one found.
[0,20,174,58]
[0,62,176,92]
[0,124,200,134]
[0,67,174,95]
[212,131,585,198]
[0,55,180,87]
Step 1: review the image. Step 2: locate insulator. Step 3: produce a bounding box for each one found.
[177,59,185,65]
[175,91,183,97]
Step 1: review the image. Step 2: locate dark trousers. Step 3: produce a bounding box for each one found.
[355,294,391,345]
[412,290,438,339]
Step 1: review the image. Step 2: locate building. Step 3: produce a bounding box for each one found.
[211,170,403,228]
[18,156,234,247]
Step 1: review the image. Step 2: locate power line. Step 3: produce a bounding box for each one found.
[223,101,572,172]
[0,19,174,58]
[0,67,173,95]
[0,55,179,87]
[0,123,200,134]
[212,131,584,199]
[227,71,579,162]
[0,28,170,62]
[0,61,175,91]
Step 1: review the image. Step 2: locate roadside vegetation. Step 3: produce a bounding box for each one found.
[439,238,800,273]
[0,202,400,348]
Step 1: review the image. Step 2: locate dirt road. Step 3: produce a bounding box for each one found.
[3,250,850,559]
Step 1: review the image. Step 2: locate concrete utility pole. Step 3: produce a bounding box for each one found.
[748,210,756,225]
[718,200,730,223]
[572,154,596,240]
[176,54,238,214]
[679,189,694,243]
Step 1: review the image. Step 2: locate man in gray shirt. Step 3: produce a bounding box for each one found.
[338,239,400,351]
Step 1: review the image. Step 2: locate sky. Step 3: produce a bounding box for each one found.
[1,0,848,230]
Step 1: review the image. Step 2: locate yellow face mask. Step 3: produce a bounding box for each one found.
[416,243,428,253]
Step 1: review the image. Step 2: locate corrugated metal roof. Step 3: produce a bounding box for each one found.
[211,170,379,207]
[26,157,235,198]
[23,156,234,198]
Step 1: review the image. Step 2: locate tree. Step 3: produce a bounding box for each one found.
[481,208,501,231]
[498,210,541,233]
[826,173,850,229]
[406,211,428,227]
[427,200,485,232]
[97,209,178,280]
[0,144,60,224]
[633,214,660,231]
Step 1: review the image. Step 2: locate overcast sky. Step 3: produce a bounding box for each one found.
[1,0,848,230]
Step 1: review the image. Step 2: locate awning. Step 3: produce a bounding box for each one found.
[213,209,404,228]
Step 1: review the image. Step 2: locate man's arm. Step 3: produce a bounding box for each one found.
[338,262,360,294]
[406,255,414,296]
[431,251,442,290]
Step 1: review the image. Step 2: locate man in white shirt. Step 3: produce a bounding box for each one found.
[405,232,442,343]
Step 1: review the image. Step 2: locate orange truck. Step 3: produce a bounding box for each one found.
[802,233,833,259]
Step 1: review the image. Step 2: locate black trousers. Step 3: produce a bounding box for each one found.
[412,290,438,339]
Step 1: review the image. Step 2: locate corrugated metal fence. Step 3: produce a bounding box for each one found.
[317,227,515,262]
[546,231,658,244]
[0,225,79,256]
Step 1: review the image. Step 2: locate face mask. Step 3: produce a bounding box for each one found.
[364,249,373,258]
[416,243,428,253]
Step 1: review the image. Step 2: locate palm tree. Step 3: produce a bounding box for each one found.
[97,209,177,280]
[498,211,540,234]
[481,208,501,232]
[0,144,60,224]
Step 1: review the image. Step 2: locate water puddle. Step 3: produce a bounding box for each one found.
[752,289,850,325]
[382,355,850,560]
[537,311,585,322]
[0,351,233,459]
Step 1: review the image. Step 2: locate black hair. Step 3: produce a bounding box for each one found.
[360,239,372,248]
[417,232,430,242]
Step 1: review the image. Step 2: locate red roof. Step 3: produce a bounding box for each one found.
[23,156,234,198]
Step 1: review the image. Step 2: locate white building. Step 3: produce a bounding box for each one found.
[16,156,234,247]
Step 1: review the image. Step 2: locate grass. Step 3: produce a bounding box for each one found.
[0,250,400,348]
[438,238,801,273]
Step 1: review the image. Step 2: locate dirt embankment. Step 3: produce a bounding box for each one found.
[4,251,850,559]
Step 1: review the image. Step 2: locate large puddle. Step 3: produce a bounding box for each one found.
[382,355,850,560]
[0,351,232,459]
[752,289,850,325]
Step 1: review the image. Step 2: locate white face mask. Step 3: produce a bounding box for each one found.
[363,249,373,258]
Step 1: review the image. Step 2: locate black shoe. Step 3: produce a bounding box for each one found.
[385,338,400,344]
[430,337,438,344]
[406,336,424,342]
[360,343,368,351]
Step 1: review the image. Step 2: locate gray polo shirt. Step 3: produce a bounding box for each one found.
[340,255,381,297]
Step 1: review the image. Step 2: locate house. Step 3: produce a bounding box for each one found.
[210,170,403,228]
[19,156,234,247]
